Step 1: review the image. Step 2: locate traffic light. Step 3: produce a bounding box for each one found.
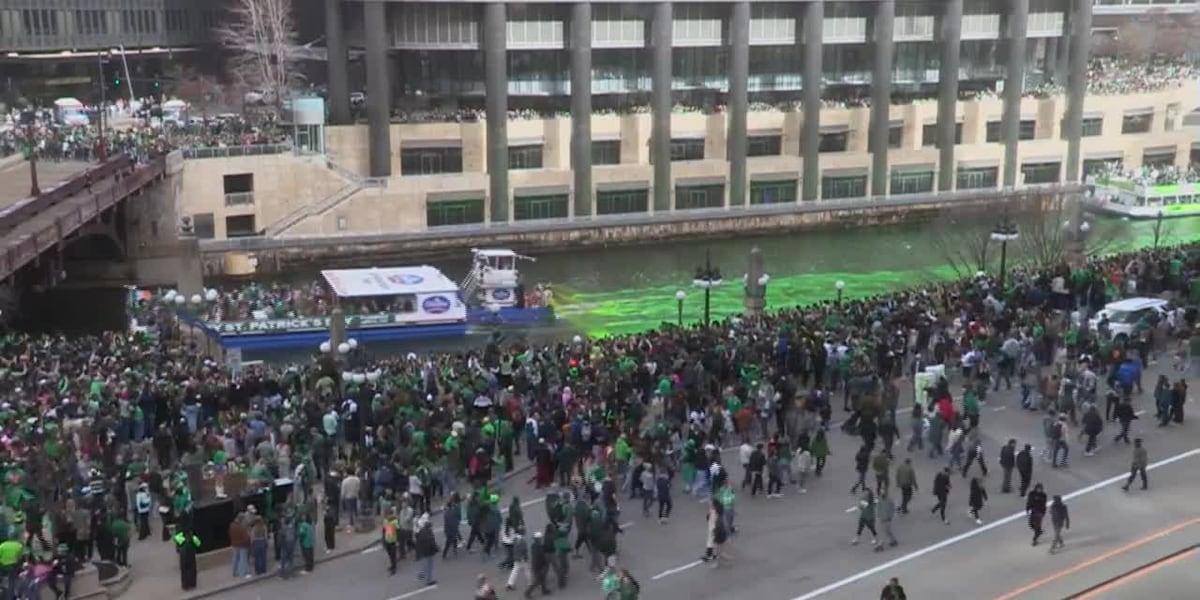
[112,76,121,89]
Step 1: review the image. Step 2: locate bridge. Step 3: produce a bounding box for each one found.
[0,153,167,286]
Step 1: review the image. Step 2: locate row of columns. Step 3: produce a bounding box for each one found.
[326,0,1092,214]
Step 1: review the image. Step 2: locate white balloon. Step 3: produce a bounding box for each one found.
[337,342,350,354]
[319,341,331,353]
[348,338,358,350]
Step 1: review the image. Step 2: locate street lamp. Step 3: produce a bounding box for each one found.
[757,273,771,305]
[19,111,39,197]
[337,342,351,355]
[674,290,686,326]
[835,280,846,306]
[319,340,332,353]
[691,250,723,326]
[990,221,1019,291]
[348,338,358,350]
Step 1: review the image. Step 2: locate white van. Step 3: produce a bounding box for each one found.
[1088,297,1169,341]
[54,97,89,126]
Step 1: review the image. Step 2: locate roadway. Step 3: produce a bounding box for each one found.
[214,363,1198,600]
[0,158,89,210]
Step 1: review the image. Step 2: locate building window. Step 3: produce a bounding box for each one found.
[1082,158,1121,177]
[1082,117,1103,137]
[596,189,648,215]
[675,184,724,210]
[819,131,849,153]
[985,121,1002,143]
[75,10,107,35]
[1122,113,1152,134]
[223,173,254,206]
[957,167,998,190]
[821,174,867,199]
[336,215,349,231]
[922,123,963,147]
[592,141,621,165]
[747,135,782,157]
[1021,162,1061,185]
[514,194,568,220]
[427,198,485,227]
[750,180,797,205]
[1166,103,1180,132]
[401,147,463,175]
[1019,120,1036,141]
[165,10,189,32]
[1142,151,1176,169]
[192,214,215,239]
[890,170,934,195]
[508,145,544,170]
[873,122,902,151]
[670,138,706,161]
[225,215,258,238]
[22,10,58,36]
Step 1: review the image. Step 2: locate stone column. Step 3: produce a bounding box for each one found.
[485,2,510,222]
[937,0,963,192]
[744,246,766,316]
[324,0,351,125]
[1063,0,1092,184]
[570,2,593,217]
[801,1,823,201]
[1057,10,1072,86]
[1001,0,1028,188]
[652,2,673,212]
[175,222,203,299]
[363,0,391,178]
[869,0,895,197]
[727,1,750,207]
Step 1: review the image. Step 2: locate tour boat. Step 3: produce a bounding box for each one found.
[1084,175,1200,219]
[146,248,555,351]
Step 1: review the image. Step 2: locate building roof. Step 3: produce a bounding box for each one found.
[321,265,459,298]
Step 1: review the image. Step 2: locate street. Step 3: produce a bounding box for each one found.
[210,363,1199,600]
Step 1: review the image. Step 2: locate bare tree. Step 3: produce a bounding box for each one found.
[214,0,303,111]
[1016,194,1117,270]
[928,213,993,279]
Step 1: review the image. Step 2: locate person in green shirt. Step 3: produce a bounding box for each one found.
[297,516,315,573]
[109,516,131,567]
[0,535,24,593]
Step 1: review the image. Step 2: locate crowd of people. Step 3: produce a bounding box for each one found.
[1090,162,1200,187]
[0,223,1190,599]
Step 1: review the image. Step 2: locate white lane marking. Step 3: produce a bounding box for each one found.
[621,521,635,529]
[1135,409,1147,416]
[361,546,381,554]
[844,506,858,513]
[992,406,1008,412]
[788,447,1200,600]
[651,559,705,580]
[386,585,438,600]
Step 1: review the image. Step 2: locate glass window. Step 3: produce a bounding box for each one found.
[750,180,797,205]
[1019,119,1036,141]
[1082,158,1121,177]
[427,198,485,227]
[1060,117,1104,139]
[986,121,1002,143]
[514,194,569,220]
[225,215,257,238]
[890,170,934,195]
[889,123,903,149]
[922,123,963,147]
[596,189,649,215]
[821,175,867,199]
[1142,152,1176,169]
[223,174,253,194]
[192,214,215,240]
[819,132,848,153]
[670,139,706,161]
[747,135,782,157]
[675,184,724,210]
[22,10,58,36]
[401,147,463,175]
[1122,113,1152,134]
[1021,162,1061,185]
[508,145,544,170]
[592,141,621,166]
[957,166,998,190]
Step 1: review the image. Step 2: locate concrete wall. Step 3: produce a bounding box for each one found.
[180,83,1200,240]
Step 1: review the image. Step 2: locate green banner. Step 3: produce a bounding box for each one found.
[213,313,398,335]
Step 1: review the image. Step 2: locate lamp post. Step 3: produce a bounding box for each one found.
[691,250,723,326]
[20,111,39,197]
[757,274,770,304]
[1153,209,1164,250]
[674,290,686,326]
[990,220,1019,291]
[835,279,845,306]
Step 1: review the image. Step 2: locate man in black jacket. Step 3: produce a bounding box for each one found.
[999,439,1017,493]
[526,532,552,598]
[1016,444,1034,497]
[748,444,767,497]
[930,468,951,524]
[1113,399,1137,444]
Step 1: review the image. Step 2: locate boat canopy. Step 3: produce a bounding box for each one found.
[321,265,459,298]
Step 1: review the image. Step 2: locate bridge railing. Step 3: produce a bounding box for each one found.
[0,154,137,236]
[0,153,165,281]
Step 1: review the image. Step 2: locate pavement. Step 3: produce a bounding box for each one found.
[123,360,1199,600]
[0,158,89,209]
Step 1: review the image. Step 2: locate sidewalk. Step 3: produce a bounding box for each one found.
[121,460,537,600]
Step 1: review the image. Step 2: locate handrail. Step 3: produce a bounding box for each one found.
[264,183,358,237]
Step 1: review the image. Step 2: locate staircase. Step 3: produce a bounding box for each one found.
[459,268,481,304]
[264,154,388,237]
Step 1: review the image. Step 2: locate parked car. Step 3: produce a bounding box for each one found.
[1088,297,1169,342]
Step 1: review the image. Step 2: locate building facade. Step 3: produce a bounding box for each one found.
[175,0,1200,239]
[0,0,219,53]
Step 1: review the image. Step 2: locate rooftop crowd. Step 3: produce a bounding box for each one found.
[0,225,1192,595]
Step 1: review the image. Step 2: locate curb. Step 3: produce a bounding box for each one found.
[177,461,537,600]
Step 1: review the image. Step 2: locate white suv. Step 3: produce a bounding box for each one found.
[1089,297,1169,342]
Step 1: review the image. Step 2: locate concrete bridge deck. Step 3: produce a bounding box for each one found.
[0,158,90,210]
